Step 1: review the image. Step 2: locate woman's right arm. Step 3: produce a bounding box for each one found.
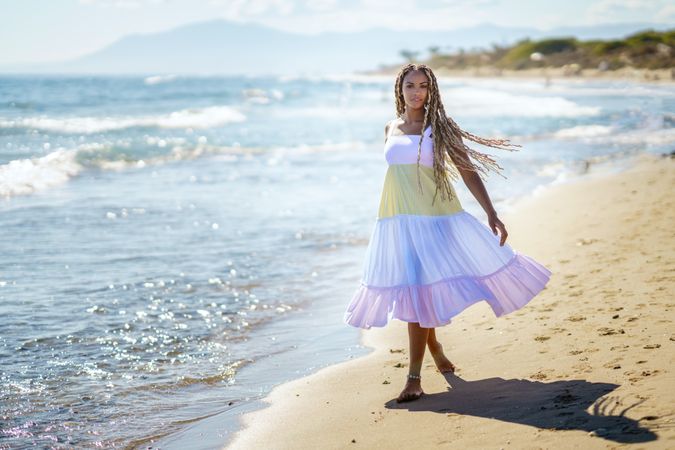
[449,141,509,246]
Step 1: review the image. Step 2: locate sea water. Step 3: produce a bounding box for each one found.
[0,73,673,448]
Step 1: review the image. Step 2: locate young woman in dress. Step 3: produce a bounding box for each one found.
[344,64,552,403]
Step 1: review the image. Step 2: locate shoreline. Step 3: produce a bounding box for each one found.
[358,66,675,84]
[224,152,674,449]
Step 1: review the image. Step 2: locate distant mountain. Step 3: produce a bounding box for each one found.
[0,19,672,76]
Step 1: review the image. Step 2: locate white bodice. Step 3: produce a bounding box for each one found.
[383,125,434,168]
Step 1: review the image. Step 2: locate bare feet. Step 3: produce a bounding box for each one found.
[396,378,424,403]
[428,341,456,374]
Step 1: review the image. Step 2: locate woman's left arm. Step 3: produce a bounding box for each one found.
[450,145,508,246]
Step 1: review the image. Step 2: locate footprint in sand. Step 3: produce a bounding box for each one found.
[610,345,629,351]
[534,335,551,342]
[602,358,623,369]
[598,327,625,336]
[572,363,593,373]
[493,344,512,352]
[566,315,586,322]
[628,369,661,383]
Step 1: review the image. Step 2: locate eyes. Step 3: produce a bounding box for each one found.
[405,84,428,89]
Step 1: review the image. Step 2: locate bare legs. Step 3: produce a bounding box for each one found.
[427,328,456,374]
[396,322,428,402]
[396,323,456,403]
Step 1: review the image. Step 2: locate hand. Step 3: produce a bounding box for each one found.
[487,212,508,246]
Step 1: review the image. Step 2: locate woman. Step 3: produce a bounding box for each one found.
[343,64,552,403]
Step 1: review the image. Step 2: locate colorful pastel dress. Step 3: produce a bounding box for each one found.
[344,123,552,329]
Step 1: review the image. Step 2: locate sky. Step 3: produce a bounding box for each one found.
[1,0,674,64]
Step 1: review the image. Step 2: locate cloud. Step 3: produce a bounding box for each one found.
[656,4,675,22]
[304,0,339,12]
[586,0,670,23]
[209,0,295,17]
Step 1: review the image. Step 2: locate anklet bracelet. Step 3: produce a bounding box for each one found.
[407,373,421,380]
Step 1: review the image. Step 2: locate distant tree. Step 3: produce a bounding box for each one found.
[428,46,440,58]
[400,49,420,63]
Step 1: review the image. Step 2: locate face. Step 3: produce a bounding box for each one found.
[401,70,429,111]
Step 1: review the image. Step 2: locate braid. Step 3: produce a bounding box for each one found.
[393,63,521,206]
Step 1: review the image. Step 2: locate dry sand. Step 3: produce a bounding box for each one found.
[362,66,675,84]
[226,153,675,449]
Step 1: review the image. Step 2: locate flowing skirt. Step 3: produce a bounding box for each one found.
[344,164,552,329]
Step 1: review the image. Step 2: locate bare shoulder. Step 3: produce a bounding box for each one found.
[384,118,399,135]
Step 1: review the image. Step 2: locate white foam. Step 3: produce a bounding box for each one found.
[447,76,675,98]
[552,125,615,139]
[0,106,246,134]
[275,104,391,119]
[0,149,83,198]
[599,127,675,146]
[443,87,601,117]
[552,125,675,146]
[144,74,178,85]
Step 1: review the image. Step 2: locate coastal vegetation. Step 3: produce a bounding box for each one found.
[397,29,674,74]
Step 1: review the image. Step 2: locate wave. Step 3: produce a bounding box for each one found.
[444,87,601,117]
[552,124,615,139]
[242,88,284,104]
[447,77,675,98]
[0,105,246,134]
[277,86,601,119]
[0,148,83,198]
[143,74,178,85]
[551,124,675,145]
[0,139,370,199]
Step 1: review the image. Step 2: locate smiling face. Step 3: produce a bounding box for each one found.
[401,70,429,111]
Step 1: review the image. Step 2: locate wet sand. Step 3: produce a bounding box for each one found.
[225,153,675,449]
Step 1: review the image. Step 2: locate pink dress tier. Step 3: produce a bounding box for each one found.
[344,124,552,329]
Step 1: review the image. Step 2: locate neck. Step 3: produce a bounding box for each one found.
[403,108,425,124]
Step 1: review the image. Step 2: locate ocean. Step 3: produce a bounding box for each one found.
[0,73,673,448]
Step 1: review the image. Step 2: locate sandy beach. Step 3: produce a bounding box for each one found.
[362,66,675,84]
[225,153,674,449]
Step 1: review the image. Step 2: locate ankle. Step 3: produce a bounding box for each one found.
[428,340,443,352]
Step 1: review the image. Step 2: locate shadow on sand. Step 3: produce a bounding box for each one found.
[386,373,660,444]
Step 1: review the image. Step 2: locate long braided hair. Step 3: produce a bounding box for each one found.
[394,63,521,205]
